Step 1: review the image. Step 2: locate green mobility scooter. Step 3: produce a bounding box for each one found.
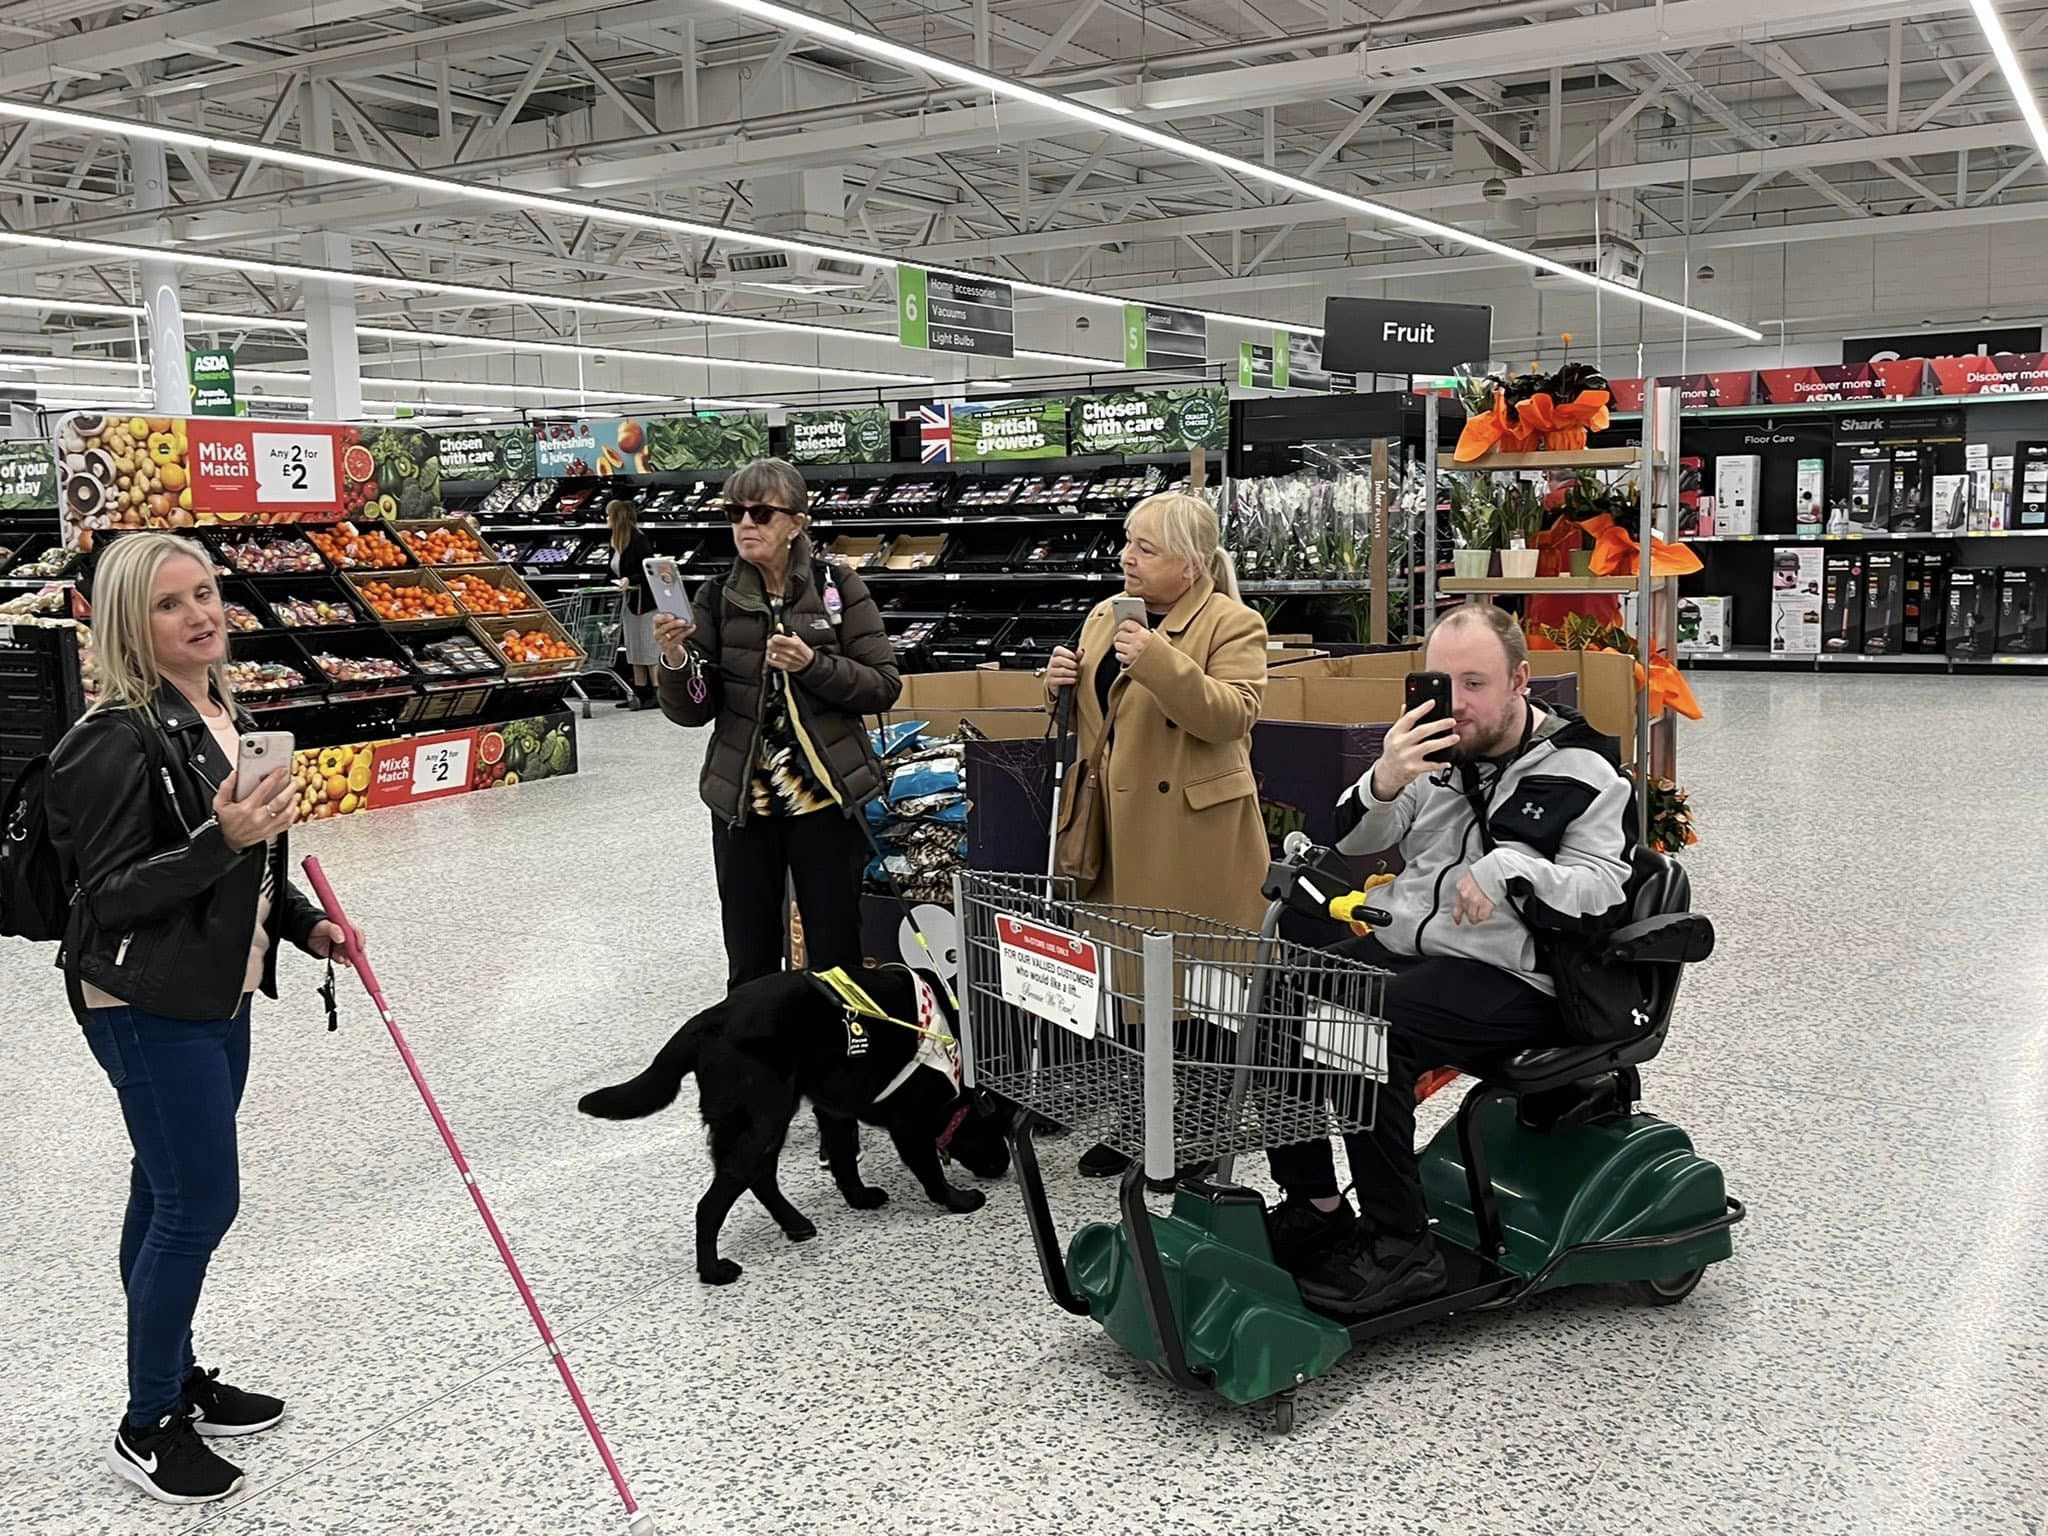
[954,838,1744,1430]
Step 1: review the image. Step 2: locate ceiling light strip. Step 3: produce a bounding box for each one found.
[0,95,1283,336]
[1968,0,2048,162]
[691,0,1762,341]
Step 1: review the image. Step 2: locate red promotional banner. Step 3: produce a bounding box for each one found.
[1925,352,2048,396]
[188,420,355,517]
[368,727,480,809]
[1758,361,1926,404]
[1606,372,1755,411]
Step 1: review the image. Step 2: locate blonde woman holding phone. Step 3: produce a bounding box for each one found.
[46,531,360,1506]
[1043,491,1270,1177]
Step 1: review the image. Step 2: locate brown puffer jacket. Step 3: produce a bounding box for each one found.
[657,537,902,824]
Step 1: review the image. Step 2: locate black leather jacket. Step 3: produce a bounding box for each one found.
[47,680,324,1022]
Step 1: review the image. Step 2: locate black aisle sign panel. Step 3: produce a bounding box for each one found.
[1319,297,1493,377]
[1844,326,2042,364]
[899,265,1016,359]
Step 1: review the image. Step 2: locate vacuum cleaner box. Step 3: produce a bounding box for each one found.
[1795,459,1826,535]
[1947,568,1997,657]
[1888,447,1932,533]
[1846,450,1892,533]
[1712,455,1760,536]
[1998,567,2048,654]
[1677,596,1731,655]
[1862,548,1907,653]
[1932,474,1971,535]
[1822,551,1865,654]
[1966,444,1993,532]
[1906,550,1949,652]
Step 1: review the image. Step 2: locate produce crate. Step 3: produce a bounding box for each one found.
[226,631,325,707]
[346,567,464,627]
[440,564,545,618]
[471,612,585,679]
[392,619,505,684]
[391,515,499,568]
[884,534,949,571]
[300,627,421,695]
[944,525,1027,573]
[307,520,415,572]
[995,609,1087,667]
[1017,526,1111,571]
[826,533,890,571]
[214,530,329,577]
[219,576,273,636]
[251,574,373,633]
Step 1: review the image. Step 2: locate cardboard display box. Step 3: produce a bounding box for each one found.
[1861,548,1906,654]
[1677,596,1730,655]
[1998,567,2048,654]
[1822,552,1864,654]
[1947,568,1997,657]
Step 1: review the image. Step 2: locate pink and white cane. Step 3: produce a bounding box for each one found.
[303,857,656,1536]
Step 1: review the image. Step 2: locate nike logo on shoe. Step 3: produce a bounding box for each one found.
[117,1440,159,1475]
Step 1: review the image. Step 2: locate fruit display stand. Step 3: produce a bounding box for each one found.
[74,521,582,819]
[470,612,586,678]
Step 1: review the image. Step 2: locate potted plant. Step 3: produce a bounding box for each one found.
[1449,478,1494,579]
[1497,481,1543,579]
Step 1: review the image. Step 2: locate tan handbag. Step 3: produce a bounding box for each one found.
[1052,681,1120,884]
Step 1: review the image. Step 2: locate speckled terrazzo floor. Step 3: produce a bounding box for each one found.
[4,673,2045,1536]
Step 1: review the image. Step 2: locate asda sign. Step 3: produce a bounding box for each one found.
[187,349,236,416]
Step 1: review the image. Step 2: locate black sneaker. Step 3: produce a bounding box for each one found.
[184,1367,284,1438]
[1264,1195,1358,1276]
[1296,1229,1449,1316]
[108,1413,244,1505]
[1077,1141,1132,1178]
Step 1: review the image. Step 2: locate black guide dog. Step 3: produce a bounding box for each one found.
[579,966,1010,1285]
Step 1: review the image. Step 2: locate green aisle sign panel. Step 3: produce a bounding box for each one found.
[1070,386,1228,454]
[1122,304,1208,370]
[0,440,58,510]
[1238,333,1290,389]
[188,348,237,416]
[897,264,1015,358]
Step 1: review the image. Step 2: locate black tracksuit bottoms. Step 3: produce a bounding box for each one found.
[1266,935,1555,1236]
[710,808,869,987]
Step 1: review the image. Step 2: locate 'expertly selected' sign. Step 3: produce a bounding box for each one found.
[1319,298,1492,377]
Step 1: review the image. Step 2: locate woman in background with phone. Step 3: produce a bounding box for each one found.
[45,532,360,1507]
[605,496,659,710]
[649,457,899,996]
[1042,492,1270,1177]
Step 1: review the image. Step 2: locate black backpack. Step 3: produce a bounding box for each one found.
[0,754,73,942]
[2,710,162,945]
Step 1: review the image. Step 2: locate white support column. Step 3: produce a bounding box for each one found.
[132,137,190,416]
[299,80,361,423]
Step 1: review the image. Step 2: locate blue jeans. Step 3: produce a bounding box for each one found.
[83,1002,251,1426]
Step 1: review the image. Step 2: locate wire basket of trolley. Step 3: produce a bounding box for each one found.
[953,829,1743,1433]
[951,864,1393,1428]
[547,585,631,715]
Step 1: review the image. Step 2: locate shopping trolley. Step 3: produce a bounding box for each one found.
[548,586,632,718]
[952,865,1392,1429]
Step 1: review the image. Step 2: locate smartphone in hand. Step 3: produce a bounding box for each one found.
[644,556,695,622]
[235,731,295,800]
[1403,671,1455,764]
[1110,594,1147,628]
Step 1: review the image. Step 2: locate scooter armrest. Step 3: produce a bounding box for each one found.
[1600,912,1715,965]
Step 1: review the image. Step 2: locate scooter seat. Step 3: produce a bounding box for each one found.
[1487,1026,1668,1094]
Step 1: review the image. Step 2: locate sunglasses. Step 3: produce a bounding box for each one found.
[724,502,798,525]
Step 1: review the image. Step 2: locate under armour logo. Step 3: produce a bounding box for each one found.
[1630,1007,1649,1030]
[1520,802,1544,820]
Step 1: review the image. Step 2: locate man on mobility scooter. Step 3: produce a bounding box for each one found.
[1266,603,1634,1316]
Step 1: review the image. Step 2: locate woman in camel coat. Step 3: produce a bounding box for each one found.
[1044,491,1271,1174]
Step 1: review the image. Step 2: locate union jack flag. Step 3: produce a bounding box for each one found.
[918,402,952,463]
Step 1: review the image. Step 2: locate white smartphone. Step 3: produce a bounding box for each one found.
[1110,595,1147,628]
[644,556,695,622]
[235,731,295,801]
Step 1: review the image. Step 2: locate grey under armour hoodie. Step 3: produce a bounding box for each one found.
[1333,703,1633,994]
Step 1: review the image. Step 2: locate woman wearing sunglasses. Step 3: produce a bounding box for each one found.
[653,457,900,991]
